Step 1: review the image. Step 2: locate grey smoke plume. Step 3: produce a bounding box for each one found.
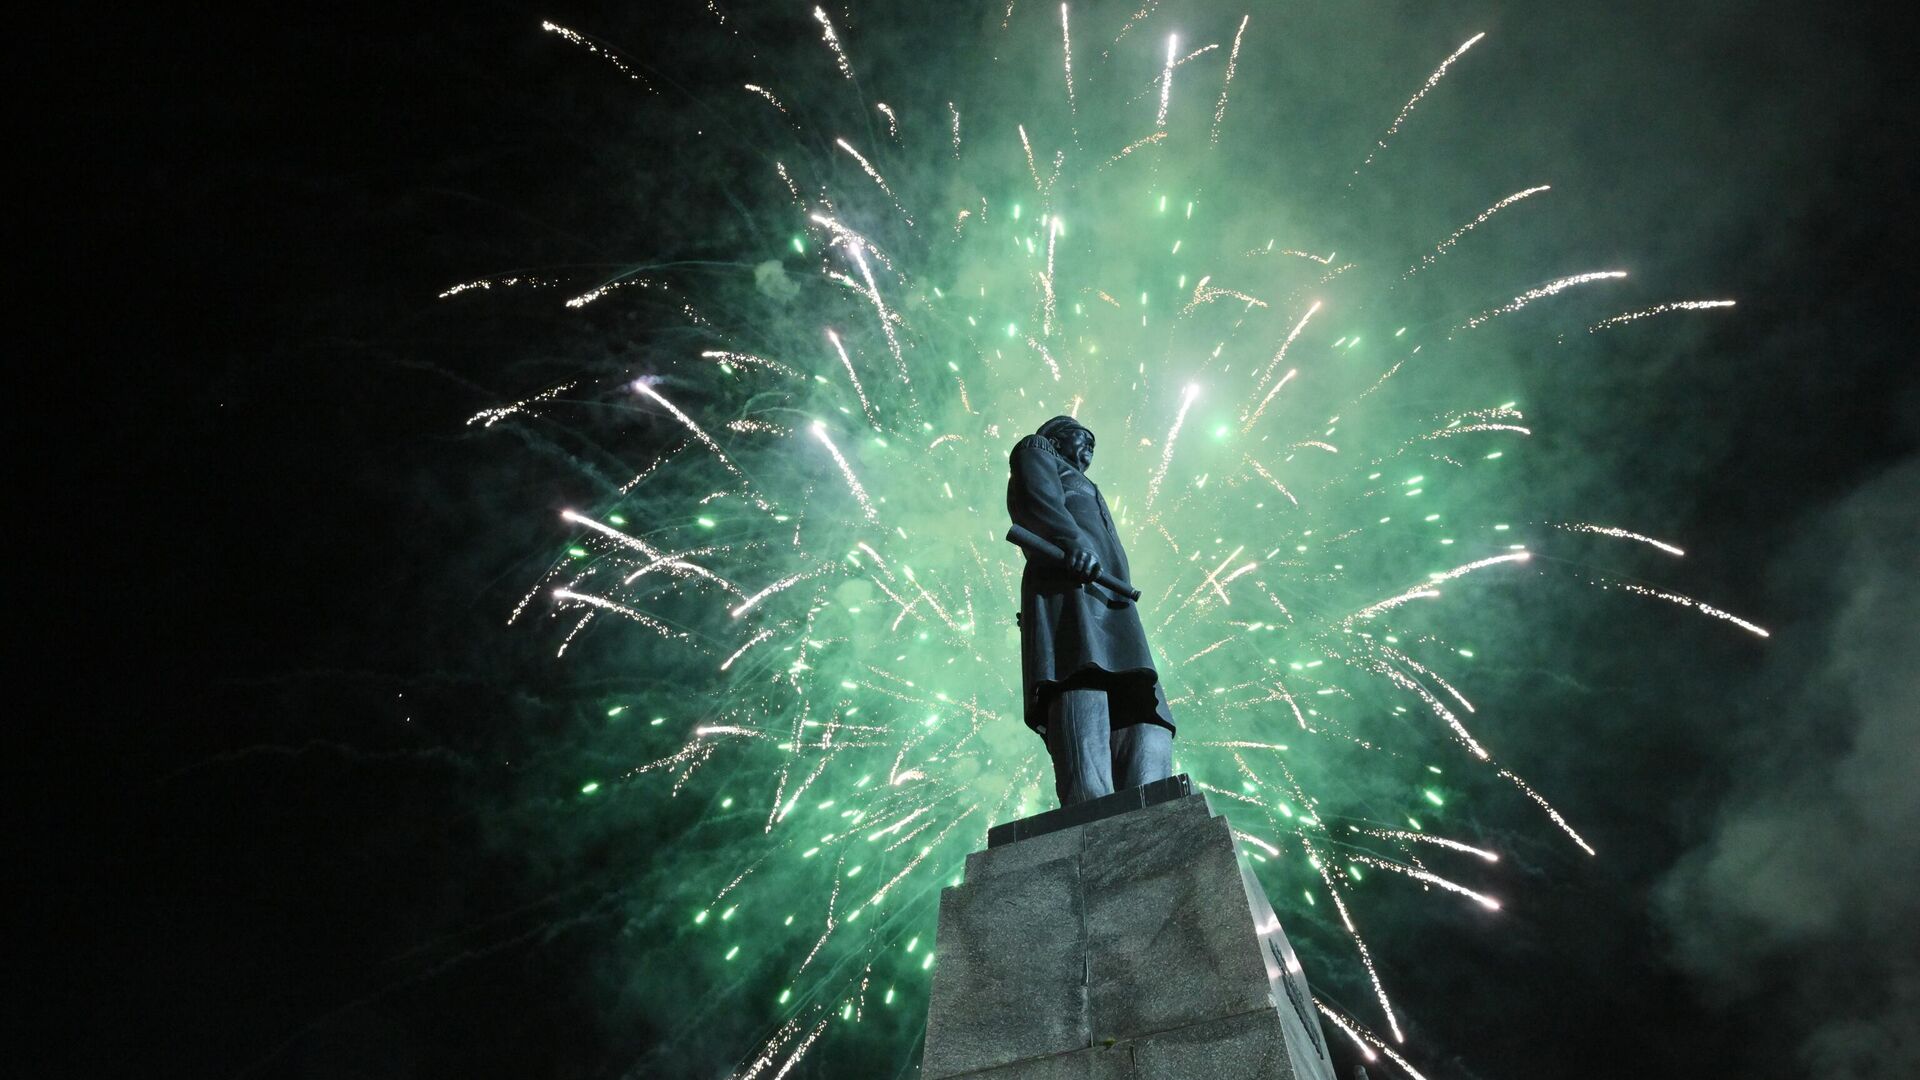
[1658,459,1920,1078]
[754,259,801,301]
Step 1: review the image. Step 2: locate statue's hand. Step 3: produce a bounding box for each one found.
[1064,546,1101,583]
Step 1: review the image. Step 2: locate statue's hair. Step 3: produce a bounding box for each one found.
[1036,415,1091,444]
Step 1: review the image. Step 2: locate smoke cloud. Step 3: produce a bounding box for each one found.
[1658,458,1920,1078]
[754,259,801,302]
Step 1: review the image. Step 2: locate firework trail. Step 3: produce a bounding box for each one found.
[541,21,653,88]
[1455,270,1628,333]
[450,5,1765,1075]
[1356,31,1486,174]
[1211,15,1248,144]
[1587,299,1737,331]
[1554,522,1686,556]
[1404,185,1551,278]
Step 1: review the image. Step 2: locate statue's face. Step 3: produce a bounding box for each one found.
[1057,427,1095,472]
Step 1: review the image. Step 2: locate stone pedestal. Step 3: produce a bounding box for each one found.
[923,780,1336,1079]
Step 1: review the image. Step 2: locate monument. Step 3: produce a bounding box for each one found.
[1004,416,1178,807]
[917,418,1338,1078]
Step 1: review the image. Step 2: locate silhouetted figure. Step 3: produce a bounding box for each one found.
[1007,416,1176,807]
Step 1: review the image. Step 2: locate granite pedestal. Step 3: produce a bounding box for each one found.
[923,781,1335,1080]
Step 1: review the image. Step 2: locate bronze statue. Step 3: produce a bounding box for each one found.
[1006,416,1176,807]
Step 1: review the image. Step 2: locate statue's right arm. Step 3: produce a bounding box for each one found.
[1010,437,1090,556]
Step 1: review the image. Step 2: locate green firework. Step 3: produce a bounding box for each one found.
[453,5,1761,1074]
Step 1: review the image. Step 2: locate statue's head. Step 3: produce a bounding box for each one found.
[1037,415,1095,473]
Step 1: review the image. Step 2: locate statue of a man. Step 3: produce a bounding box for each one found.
[1007,416,1176,807]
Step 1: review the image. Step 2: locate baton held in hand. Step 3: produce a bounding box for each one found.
[1005,524,1142,602]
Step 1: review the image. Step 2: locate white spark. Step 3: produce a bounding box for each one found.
[1458,271,1627,332]
[1156,34,1177,128]
[1348,853,1501,910]
[1358,32,1485,172]
[1212,16,1248,143]
[833,138,913,225]
[1555,523,1685,556]
[1588,300,1737,332]
[813,7,852,78]
[1146,383,1200,508]
[1354,826,1500,862]
[1501,768,1596,855]
[466,382,574,428]
[826,329,879,428]
[721,629,777,671]
[1060,5,1077,116]
[541,21,652,87]
[810,422,879,522]
[552,589,683,640]
[1616,583,1770,637]
[1407,185,1550,276]
[1245,301,1319,431]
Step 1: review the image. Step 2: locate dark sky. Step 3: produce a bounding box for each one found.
[48,2,1915,1078]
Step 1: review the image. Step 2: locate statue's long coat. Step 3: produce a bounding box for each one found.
[1006,435,1176,735]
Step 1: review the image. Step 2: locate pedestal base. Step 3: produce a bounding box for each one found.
[923,785,1335,1080]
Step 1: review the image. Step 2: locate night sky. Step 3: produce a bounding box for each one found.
[51,2,1915,1078]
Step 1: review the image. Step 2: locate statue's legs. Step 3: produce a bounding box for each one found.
[1044,688,1114,806]
[1044,687,1175,807]
[1111,720,1171,791]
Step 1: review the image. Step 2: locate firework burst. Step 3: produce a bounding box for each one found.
[454,4,1763,1074]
